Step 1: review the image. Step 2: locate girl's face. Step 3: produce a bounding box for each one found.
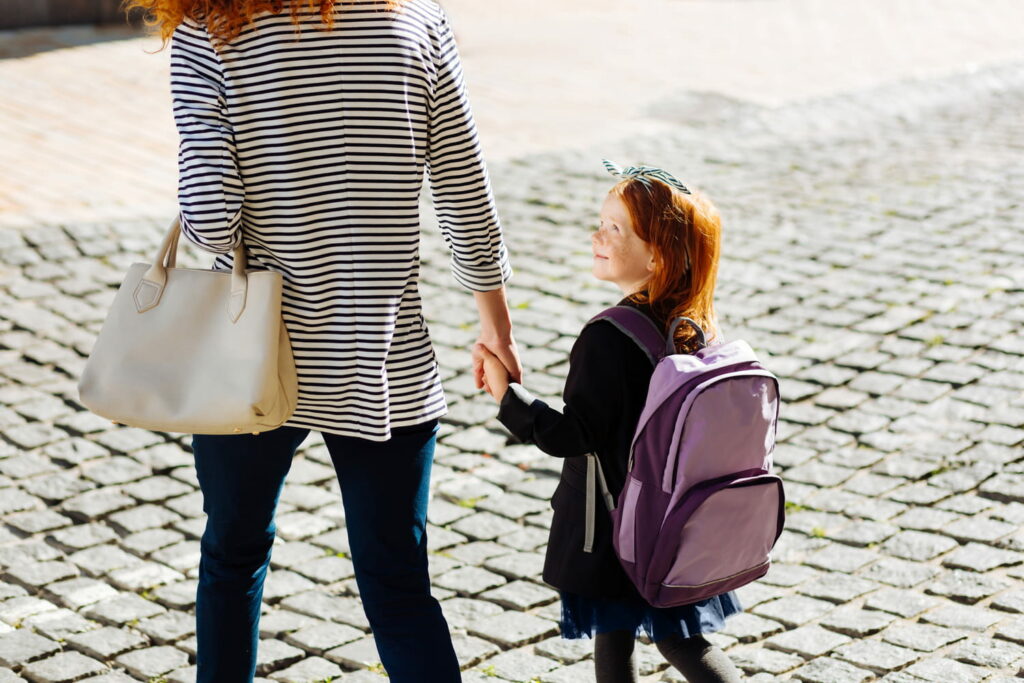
[592,193,654,295]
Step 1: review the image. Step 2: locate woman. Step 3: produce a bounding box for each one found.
[126,0,521,680]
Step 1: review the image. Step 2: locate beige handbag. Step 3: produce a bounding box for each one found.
[78,216,298,435]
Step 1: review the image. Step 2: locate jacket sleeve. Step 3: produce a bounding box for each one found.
[170,19,245,254]
[497,322,633,458]
[426,7,512,292]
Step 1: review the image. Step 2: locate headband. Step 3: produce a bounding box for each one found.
[602,159,691,195]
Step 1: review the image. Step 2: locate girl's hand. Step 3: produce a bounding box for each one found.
[474,343,511,402]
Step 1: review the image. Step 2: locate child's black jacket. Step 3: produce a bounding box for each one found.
[497,297,665,599]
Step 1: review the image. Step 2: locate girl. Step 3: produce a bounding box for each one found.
[477,161,743,683]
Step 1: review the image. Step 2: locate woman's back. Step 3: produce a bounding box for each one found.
[170,0,512,440]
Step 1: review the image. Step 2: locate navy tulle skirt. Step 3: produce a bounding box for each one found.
[559,589,742,643]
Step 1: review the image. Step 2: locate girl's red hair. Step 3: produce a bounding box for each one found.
[121,0,406,49]
[610,178,722,354]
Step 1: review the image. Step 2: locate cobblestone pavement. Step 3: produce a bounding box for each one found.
[0,57,1022,681]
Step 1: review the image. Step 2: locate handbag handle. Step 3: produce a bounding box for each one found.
[133,216,249,323]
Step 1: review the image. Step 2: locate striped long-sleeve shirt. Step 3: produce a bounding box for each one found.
[170,0,511,441]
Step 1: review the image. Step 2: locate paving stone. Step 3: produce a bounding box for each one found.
[106,503,182,534]
[67,545,143,576]
[108,561,184,591]
[0,597,60,625]
[948,636,1024,668]
[833,639,921,674]
[790,656,873,683]
[752,595,835,628]
[279,591,369,630]
[881,622,968,652]
[44,576,119,609]
[22,608,98,641]
[538,660,596,683]
[480,579,558,610]
[451,511,524,541]
[79,456,152,486]
[81,592,166,626]
[20,651,107,682]
[798,574,879,603]
[151,580,198,611]
[942,516,1017,544]
[468,611,558,648]
[864,588,941,618]
[718,613,785,643]
[858,557,939,589]
[45,524,117,554]
[920,604,1004,632]
[440,597,505,630]
[802,544,878,573]
[445,541,510,565]
[262,569,317,602]
[766,624,852,657]
[481,648,559,680]
[151,540,201,572]
[0,488,41,516]
[729,646,804,675]
[901,657,990,683]
[60,489,135,522]
[282,621,363,655]
[120,475,193,503]
[831,520,899,547]
[324,636,380,669]
[891,507,961,532]
[4,560,78,589]
[435,566,507,596]
[274,511,336,541]
[259,610,316,639]
[483,552,545,579]
[925,568,1012,603]
[254,639,304,675]
[980,473,1024,503]
[121,528,185,556]
[114,645,189,679]
[267,656,344,683]
[820,608,898,638]
[291,555,355,584]
[882,530,959,561]
[19,472,94,504]
[534,636,591,664]
[134,611,195,644]
[0,630,61,667]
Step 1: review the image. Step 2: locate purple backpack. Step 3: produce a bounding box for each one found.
[583,306,784,608]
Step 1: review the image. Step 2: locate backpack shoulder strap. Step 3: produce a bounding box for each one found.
[587,306,665,366]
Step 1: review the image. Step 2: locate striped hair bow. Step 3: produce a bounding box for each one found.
[602,159,691,195]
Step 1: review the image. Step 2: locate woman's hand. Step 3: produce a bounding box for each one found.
[472,333,523,390]
[471,287,523,389]
[474,343,511,402]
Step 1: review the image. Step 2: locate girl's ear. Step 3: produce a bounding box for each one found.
[646,253,657,273]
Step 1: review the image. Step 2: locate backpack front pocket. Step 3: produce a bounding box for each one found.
[659,474,784,596]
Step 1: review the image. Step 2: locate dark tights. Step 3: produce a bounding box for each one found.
[594,631,742,683]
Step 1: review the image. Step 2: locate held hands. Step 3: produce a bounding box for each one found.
[473,341,515,403]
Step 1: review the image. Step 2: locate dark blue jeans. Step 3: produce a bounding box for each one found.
[191,420,460,683]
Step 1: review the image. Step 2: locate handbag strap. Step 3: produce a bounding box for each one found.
[133,216,249,323]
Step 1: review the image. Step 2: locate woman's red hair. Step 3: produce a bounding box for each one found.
[121,0,406,49]
[610,178,722,354]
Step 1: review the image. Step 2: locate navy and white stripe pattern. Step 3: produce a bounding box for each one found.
[602,159,691,195]
[170,0,512,440]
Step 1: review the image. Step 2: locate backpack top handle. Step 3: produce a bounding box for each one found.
[589,306,707,364]
[667,316,707,355]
